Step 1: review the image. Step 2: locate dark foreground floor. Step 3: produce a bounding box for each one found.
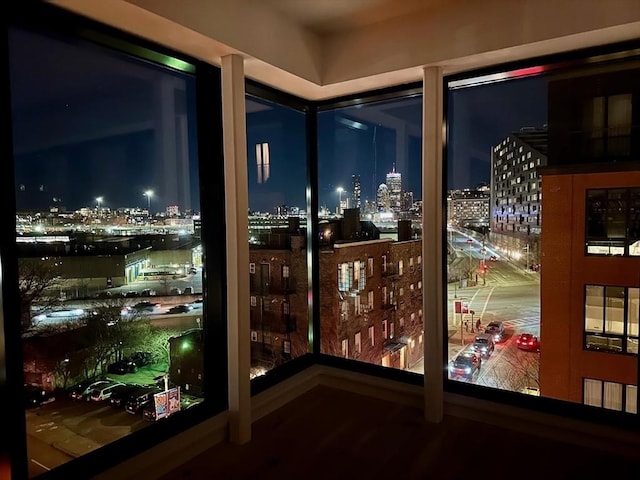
[159,385,640,480]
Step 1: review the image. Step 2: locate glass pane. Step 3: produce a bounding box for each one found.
[447,73,545,392]
[604,286,625,335]
[585,285,604,332]
[584,378,602,407]
[606,189,627,239]
[626,385,638,414]
[246,95,308,379]
[586,190,607,239]
[446,55,639,415]
[629,189,640,256]
[318,94,423,371]
[10,26,206,475]
[603,381,623,411]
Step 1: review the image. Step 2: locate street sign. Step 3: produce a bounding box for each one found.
[454,300,469,314]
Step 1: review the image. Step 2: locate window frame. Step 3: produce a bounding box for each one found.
[3,4,228,478]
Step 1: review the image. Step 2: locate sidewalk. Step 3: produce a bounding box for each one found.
[447,323,484,360]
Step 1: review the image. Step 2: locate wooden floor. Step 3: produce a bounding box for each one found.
[159,385,640,480]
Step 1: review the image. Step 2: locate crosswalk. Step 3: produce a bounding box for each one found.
[503,316,539,332]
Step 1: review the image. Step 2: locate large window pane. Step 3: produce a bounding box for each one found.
[446,54,639,413]
[585,285,604,332]
[10,26,208,476]
[318,93,423,371]
[446,74,545,393]
[246,95,308,379]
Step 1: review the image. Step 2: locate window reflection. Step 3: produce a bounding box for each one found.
[246,95,308,379]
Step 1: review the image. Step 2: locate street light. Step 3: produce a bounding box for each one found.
[336,187,344,215]
[144,190,154,215]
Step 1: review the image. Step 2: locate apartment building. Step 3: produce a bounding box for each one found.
[540,62,639,412]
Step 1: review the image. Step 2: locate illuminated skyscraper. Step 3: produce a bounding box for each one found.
[351,174,361,209]
[386,164,402,213]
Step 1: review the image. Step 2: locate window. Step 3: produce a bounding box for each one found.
[355,332,362,354]
[368,290,374,310]
[382,320,388,340]
[9,18,221,473]
[398,260,404,276]
[586,188,640,256]
[369,325,375,346]
[447,51,639,422]
[584,285,638,355]
[246,92,309,377]
[368,256,374,277]
[583,378,637,413]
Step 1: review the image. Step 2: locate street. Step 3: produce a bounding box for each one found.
[447,228,540,393]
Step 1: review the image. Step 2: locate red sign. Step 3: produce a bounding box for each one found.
[455,301,469,314]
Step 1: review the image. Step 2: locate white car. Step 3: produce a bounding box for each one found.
[90,382,126,402]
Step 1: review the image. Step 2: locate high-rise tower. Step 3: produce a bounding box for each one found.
[386,164,402,213]
[351,174,361,209]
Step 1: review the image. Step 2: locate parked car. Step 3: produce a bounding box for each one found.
[140,289,157,297]
[169,287,182,296]
[484,320,505,342]
[516,333,540,352]
[489,255,498,261]
[109,384,144,408]
[67,377,106,400]
[108,351,153,374]
[70,380,113,401]
[24,384,56,408]
[129,351,154,367]
[167,304,192,314]
[90,382,126,402]
[470,333,495,358]
[188,266,198,275]
[107,358,138,375]
[183,286,194,295]
[125,386,162,414]
[448,349,481,378]
[142,403,159,422]
[521,386,540,396]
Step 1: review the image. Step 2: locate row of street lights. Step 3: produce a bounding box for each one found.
[94,190,154,214]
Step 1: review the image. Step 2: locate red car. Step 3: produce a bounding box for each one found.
[516,333,540,351]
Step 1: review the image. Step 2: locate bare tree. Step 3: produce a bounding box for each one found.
[483,346,540,393]
[18,258,63,331]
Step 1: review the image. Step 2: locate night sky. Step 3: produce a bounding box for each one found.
[9,25,547,216]
[447,75,548,190]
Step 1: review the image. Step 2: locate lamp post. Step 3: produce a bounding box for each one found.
[336,187,344,215]
[144,190,154,216]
